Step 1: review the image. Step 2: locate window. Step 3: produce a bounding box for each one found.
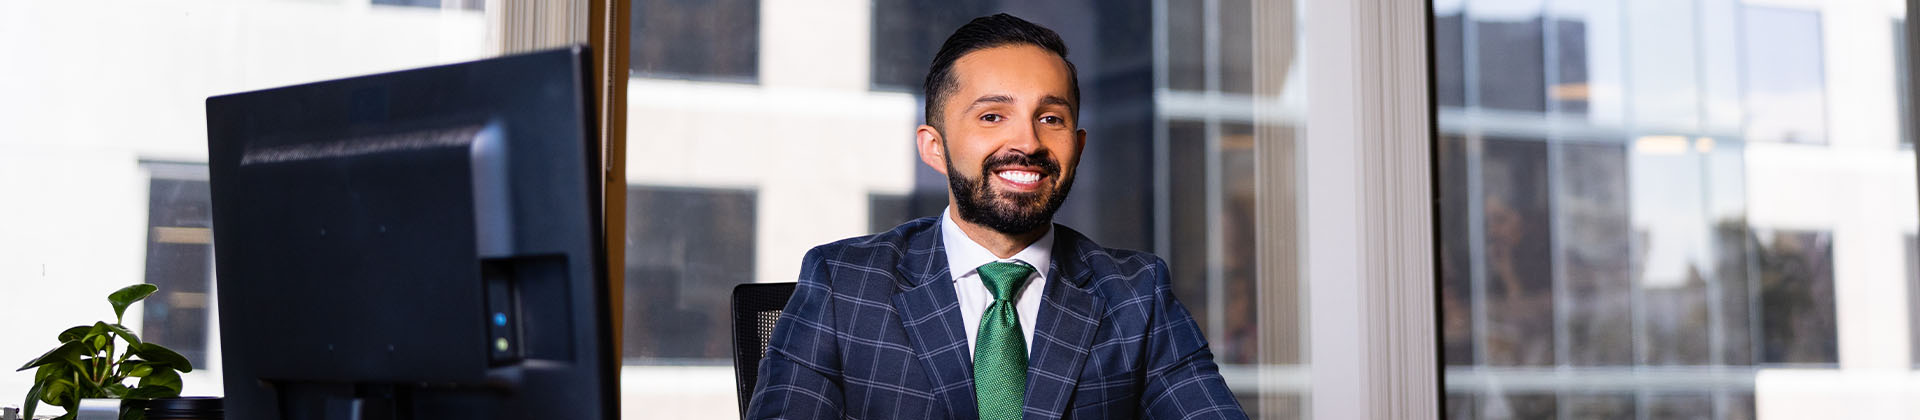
[140,163,214,368]
[869,0,994,91]
[622,186,757,362]
[1437,0,1912,418]
[630,0,760,81]
[1741,7,1827,145]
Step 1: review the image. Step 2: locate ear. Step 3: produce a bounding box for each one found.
[1072,128,1088,165]
[916,124,949,176]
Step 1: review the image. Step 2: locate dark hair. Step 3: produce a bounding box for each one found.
[923,13,1079,130]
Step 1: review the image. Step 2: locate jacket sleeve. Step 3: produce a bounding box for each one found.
[1137,256,1249,420]
[745,247,846,420]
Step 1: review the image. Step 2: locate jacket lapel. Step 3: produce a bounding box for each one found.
[1022,228,1104,420]
[892,220,978,420]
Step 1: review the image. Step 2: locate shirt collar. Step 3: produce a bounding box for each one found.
[940,206,1053,282]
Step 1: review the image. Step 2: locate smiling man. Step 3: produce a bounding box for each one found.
[746,14,1246,420]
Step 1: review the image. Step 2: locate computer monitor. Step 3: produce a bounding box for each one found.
[205,46,615,420]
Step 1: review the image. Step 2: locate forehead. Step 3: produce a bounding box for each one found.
[947,45,1073,102]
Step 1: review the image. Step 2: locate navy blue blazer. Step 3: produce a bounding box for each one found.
[746,217,1247,420]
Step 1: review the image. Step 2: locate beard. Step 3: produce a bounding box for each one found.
[944,147,1075,235]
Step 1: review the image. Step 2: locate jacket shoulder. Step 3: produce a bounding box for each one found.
[804,216,936,264]
[1054,225,1171,300]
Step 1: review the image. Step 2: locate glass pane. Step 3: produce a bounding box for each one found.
[1438,134,1477,366]
[1436,0,1915,418]
[1481,138,1555,366]
[1564,393,1635,419]
[1473,1,1547,112]
[1625,0,1700,130]
[1483,393,1555,419]
[0,1,491,408]
[623,186,757,361]
[142,176,215,368]
[630,0,760,81]
[1741,7,1827,144]
[1755,230,1837,365]
[1561,142,1632,366]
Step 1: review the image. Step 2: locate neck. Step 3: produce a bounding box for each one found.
[948,206,1048,259]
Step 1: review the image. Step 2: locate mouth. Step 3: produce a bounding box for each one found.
[992,168,1047,191]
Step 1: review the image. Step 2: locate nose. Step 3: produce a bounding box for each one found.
[1006,119,1043,156]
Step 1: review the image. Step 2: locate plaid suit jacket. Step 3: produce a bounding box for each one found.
[746,217,1246,420]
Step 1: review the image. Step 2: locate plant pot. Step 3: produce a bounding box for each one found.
[72,399,120,420]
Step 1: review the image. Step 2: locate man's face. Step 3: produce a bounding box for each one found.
[917,44,1086,235]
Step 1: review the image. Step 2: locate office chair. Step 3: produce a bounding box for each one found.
[730,282,797,418]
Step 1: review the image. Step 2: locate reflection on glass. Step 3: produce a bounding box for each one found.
[623,186,756,362]
[1741,6,1827,144]
[1483,393,1556,419]
[1482,138,1555,366]
[629,0,760,81]
[1437,0,1914,418]
[1474,4,1547,112]
[1648,393,1714,419]
[1755,230,1837,365]
[1561,143,1632,366]
[1564,393,1635,420]
[1438,135,1477,366]
[142,176,215,368]
[1632,139,1713,365]
[1625,0,1700,130]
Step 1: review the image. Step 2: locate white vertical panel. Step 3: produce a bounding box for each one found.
[1304,0,1435,418]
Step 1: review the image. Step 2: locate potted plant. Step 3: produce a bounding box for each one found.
[16,284,194,420]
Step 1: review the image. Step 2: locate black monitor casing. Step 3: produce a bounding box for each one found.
[206,47,614,420]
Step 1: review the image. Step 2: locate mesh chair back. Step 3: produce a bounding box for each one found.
[731,282,797,418]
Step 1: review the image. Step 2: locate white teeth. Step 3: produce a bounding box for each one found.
[996,170,1040,183]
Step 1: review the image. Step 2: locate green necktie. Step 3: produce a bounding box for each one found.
[974,261,1033,420]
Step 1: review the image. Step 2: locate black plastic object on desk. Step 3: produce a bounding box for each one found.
[205,46,617,420]
[142,397,222,420]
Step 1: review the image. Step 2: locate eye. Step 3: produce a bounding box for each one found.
[1039,115,1064,125]
[980,113,1004,123]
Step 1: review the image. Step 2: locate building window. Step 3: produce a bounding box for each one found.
[869,0,994,91]
[630,0,760,82]
[622,185,756,362]
[140,163,215,368]
[1754,229,1837,365]
[1741,6,1827,145]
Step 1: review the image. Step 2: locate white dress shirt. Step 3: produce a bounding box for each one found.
[941,207,1050,360]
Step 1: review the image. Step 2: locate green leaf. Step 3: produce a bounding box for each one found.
[108,284,158,323]
[23,378,44,420]
[136,368,182,394]
[17,340,85,371]
[57,325,92,343]
[131,343,192,373]
[42,378,76,406]
[35,361,72,383]
[123,385,179,400]
[103,323,141,347]
[122,360,153,378]
[104,382,130,399]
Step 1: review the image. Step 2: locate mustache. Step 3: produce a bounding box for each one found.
[981,152,1061,177]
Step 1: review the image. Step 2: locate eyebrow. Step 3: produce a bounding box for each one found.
[962,95,1015,112]
[961,94,1076,113]
[1038,95,1074,111]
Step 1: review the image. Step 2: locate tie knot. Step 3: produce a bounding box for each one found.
[976,261,1033,301]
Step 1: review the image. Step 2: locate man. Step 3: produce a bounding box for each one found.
[747,14,1246,420]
